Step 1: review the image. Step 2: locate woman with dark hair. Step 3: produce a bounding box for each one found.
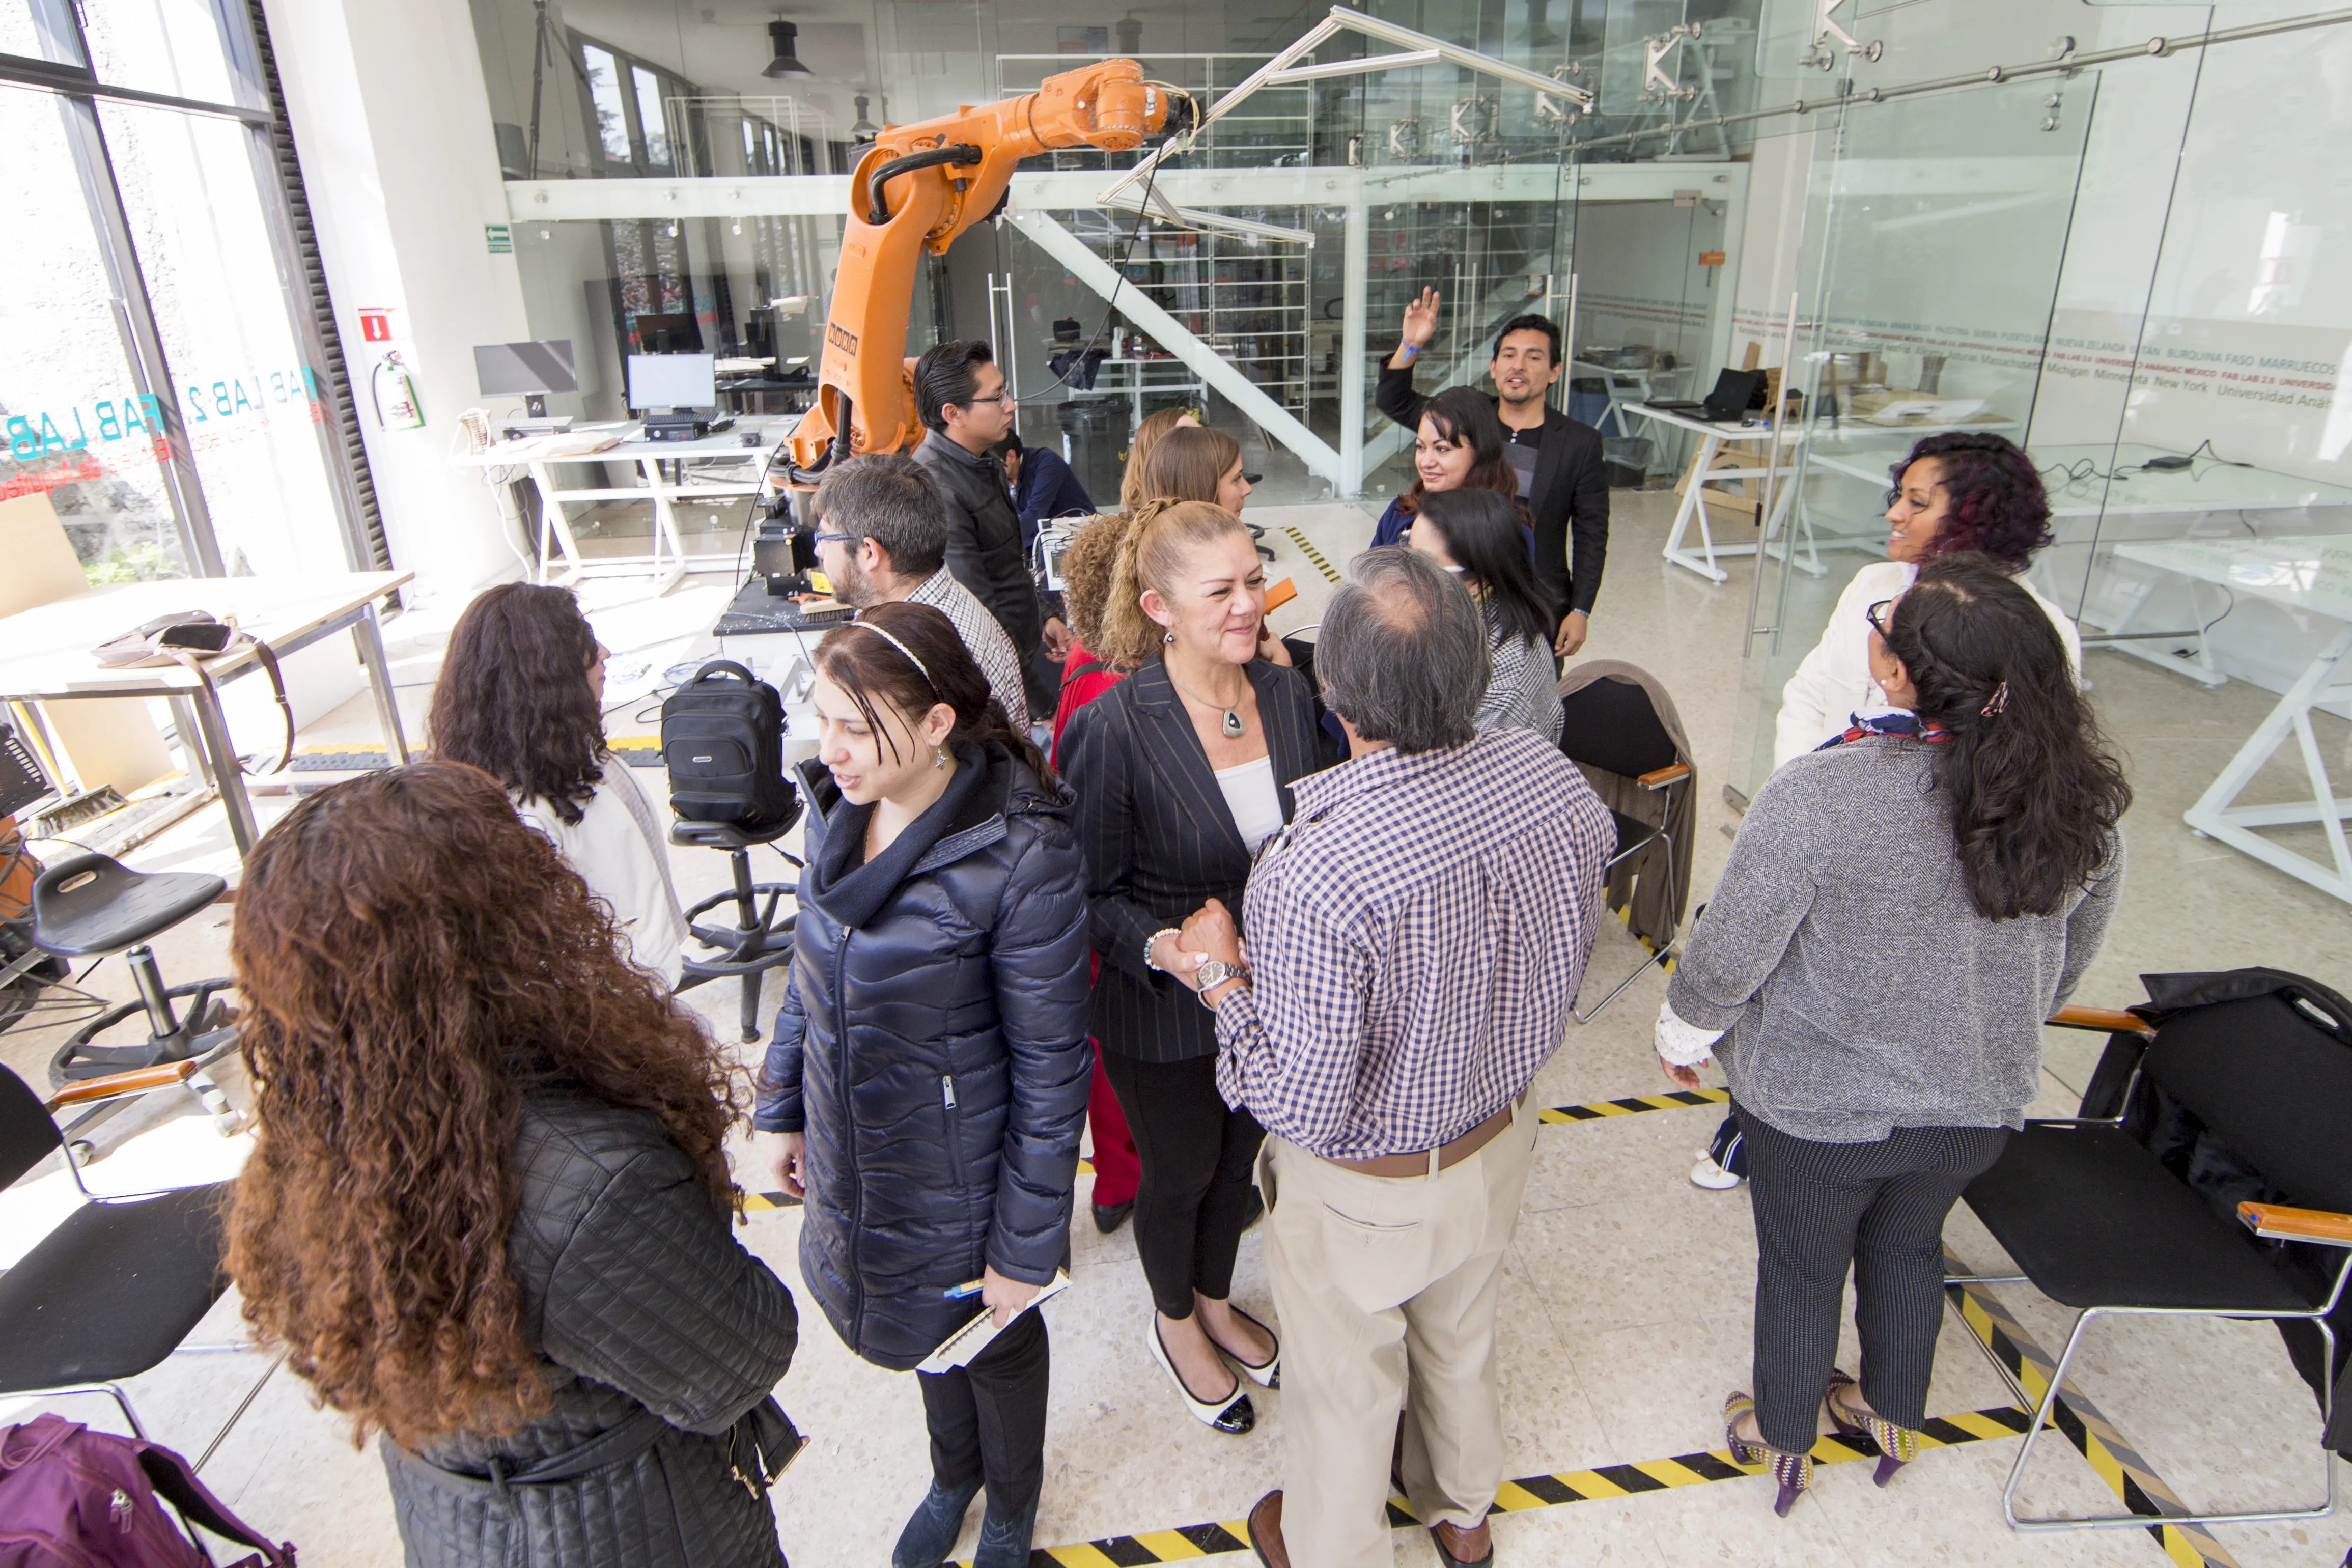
[228,762,802,1568]
[427,583,686,981]
[1408,488,1564,742]
[1059,501,1336,1438]
[1772,431,2082,770]
[751,600,1090,1568]
[1369,385,1522,549]
[1656,553,2128,1518]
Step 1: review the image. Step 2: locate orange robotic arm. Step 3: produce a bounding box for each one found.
[785,62,1188,479]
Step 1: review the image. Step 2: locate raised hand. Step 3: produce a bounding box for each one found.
[1401,287,1441,349]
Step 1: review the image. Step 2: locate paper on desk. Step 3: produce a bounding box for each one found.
[915,1272,1071,1375]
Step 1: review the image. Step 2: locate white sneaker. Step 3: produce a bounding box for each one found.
[1690,1151,1743,1190]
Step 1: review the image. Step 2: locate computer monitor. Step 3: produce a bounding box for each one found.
[627,352,718,413]
[472,340,577,415]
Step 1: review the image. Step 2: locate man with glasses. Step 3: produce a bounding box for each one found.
[811,453,1031,731]
[911,340,1067,718]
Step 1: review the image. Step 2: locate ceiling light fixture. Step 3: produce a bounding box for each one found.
[850,93,880,143]
[762,19,812,77]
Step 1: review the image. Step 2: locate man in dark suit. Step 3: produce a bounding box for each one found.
[1376,291,1609,656]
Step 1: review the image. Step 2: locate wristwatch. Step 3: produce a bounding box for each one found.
[1145,927,1182,972]
[1195,959,1249,1007]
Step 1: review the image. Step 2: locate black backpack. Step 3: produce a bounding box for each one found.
[660,660,794,827]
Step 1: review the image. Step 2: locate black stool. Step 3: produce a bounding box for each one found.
[30,853,238,1097]
[671,808,802,1045]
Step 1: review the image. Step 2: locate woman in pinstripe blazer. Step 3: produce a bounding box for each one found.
[1058,501,1335,1437]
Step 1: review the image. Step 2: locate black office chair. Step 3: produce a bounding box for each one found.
[1557,673,1692,1023]
[0,1061,236,1440]
[1957,972,2352,1530]
[30,854,240,1116]
[670,802,803,1045]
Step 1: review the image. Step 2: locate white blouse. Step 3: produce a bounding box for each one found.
[515,765,689,983]
[1213,753,1285,854]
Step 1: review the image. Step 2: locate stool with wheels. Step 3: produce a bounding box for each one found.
[29,855,239,1127]
[671,809,802,1044]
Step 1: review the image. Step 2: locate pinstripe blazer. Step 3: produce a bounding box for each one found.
[1058,655,1335,1063]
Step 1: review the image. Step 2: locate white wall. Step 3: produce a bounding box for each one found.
[262,0,535,608]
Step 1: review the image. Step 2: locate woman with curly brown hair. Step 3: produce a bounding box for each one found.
[428,582,687,982]
[228,762,801,1568]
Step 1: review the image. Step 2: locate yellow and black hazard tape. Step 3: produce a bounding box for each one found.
[954,1405,2035,1566]
[1539,1086,1726,1123]
[1943,1251,2240,1568]
[1279,526,1342,584]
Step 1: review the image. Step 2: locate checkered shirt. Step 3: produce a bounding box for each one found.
[1213,725,1614,1160]
[910,567,1031,732]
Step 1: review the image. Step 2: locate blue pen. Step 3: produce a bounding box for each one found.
[943,1279,985,1300]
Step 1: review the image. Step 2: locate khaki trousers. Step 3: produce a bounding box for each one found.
[1257,1098,1538,1568]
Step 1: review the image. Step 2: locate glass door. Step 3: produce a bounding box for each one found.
[1724,75,2097,803]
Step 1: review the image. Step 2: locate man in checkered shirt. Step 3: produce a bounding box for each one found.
[1170,547,1613,1568]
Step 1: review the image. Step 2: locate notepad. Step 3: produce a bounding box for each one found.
[914,1272,1071,1374]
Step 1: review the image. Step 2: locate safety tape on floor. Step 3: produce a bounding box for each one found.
[952,1405,2036,1566]
[1279,526,1342,583]
[1942,1250,2241,1568]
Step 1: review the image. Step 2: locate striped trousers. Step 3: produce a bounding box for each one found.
[1735,1105,2011,1453]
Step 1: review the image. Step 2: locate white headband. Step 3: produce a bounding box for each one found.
[848,616,935,690]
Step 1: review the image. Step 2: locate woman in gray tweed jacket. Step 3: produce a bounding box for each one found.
[1656,553,2130,1516]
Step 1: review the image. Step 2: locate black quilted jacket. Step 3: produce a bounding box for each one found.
[753,744,1091,1371]
[384,1086,800,1567]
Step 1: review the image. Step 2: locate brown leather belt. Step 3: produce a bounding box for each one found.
[1324,1101,1518,1179]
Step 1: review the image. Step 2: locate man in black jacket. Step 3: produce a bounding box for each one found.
[1376,291,1609,656]
[910,340,1068,716]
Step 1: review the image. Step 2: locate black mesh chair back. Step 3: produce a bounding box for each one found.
[0,1066,65,1190]
[1558,677,1677,782]
[2141,988,2352,1214]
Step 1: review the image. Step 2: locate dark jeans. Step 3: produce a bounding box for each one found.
[1737,1103,2011,1453]
[917,1306,1050,1521]
[1100,1048,1266,1321]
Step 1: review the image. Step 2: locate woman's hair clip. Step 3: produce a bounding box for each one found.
[1980,680,2010,718]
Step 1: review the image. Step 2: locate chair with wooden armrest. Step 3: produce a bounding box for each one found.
[0,1062,243,1441]
[1558,671,1693,1023]
[1955,972,2352,1531]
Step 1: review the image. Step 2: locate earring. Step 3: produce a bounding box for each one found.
[935,746,948,770]
[1163,631,1175,645]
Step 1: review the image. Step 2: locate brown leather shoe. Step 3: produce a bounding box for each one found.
[1431,1517,1493,1568]
[1246,1489,1289,1568]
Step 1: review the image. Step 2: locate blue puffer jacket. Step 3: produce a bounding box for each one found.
[754,741,1091,1372]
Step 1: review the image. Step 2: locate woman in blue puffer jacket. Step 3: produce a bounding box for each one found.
[751,600,1090,1568]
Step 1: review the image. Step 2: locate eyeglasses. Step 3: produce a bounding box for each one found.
[961,392,1015,407]
[1865,598,1895,638]
[812,531,857,547]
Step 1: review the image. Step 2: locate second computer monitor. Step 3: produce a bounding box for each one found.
[627,352,717,412]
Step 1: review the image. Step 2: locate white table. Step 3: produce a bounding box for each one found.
[0,572,414,857]
[1621,403,1809,583]
[1060,355,1207,426]
[466,416,798,595]
[2111,537,2352,905]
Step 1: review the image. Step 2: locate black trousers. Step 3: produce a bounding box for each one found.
[1100,1048,1266,1320]
[917,1307,1049,1520]
[1737,1104,2011,1453]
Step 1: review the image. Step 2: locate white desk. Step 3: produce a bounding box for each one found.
[2114,536,2352,905]
[1059,355,1206,425]
[0,572,414,857]
[1621,403,1808,583]
[467,416,797,595]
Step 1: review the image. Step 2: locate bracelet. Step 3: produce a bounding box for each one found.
[1394,342,1420,362]
[1145,927,1182,972]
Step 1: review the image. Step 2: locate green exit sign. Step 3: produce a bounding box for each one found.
[485,223,513,254]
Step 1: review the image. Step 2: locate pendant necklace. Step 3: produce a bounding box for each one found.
[1167,668,1246,738]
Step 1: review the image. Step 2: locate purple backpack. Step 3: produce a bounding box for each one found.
[0,1415,294,1568]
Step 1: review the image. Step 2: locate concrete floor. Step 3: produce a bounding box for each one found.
[3,490,2348,1567]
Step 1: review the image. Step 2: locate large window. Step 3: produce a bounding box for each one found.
[0,0,375,581]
